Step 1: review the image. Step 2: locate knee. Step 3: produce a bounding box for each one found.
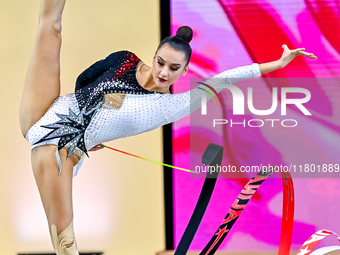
[31,146,59,176]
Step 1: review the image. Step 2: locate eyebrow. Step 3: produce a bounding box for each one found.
[158,56,182,66]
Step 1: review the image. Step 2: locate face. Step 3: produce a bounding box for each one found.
[152,43,189,90]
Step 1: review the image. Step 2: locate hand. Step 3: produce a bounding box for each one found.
[89,144,104,152]
[280,44,317,68]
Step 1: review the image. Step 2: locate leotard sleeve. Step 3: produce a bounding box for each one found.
[160,63,261,123]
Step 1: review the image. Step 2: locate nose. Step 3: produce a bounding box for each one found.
[160,66,169,78]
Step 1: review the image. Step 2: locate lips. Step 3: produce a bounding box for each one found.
[159,78,167,82]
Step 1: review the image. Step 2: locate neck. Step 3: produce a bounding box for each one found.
[139,64,170,93]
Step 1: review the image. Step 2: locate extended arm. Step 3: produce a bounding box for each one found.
[161,45,317,124]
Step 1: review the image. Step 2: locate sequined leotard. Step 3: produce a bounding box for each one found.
[25,51,261,176]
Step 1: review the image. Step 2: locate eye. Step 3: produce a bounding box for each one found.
[171,67,180,71]
[157,61,164,66]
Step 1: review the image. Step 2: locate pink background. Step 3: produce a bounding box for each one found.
[171,0,340,251]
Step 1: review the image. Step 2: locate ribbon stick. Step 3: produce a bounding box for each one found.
[200,166,294,255]
[278,170,294,255]
[101,144,197,173]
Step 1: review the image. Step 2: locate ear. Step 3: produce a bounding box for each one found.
[182,65,189,76]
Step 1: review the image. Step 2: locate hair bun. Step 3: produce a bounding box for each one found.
[176,26,193,43]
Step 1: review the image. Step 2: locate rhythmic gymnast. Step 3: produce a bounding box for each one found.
[19,0,317,254]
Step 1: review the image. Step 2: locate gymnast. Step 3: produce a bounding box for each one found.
[19,0,317,254]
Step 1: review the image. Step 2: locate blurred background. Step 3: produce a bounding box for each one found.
[2,0,340,254]
[0,0,164,254]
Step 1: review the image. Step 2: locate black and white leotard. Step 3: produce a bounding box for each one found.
[25,51,261,176]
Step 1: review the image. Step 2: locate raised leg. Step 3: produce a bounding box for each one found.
[21,1,80,254]
[19,0,66,137]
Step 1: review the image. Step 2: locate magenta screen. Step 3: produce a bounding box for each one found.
[171,0,340,252]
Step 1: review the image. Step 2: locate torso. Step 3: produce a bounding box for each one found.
[27,51,164,159]
[74,51,160,113]
[104,60,146,109]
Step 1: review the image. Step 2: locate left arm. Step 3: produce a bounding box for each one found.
[259,44,317,75]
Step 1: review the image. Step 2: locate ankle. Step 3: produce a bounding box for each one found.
[39,0,65,33]
[38,19,62,35]
[52,19,62,33]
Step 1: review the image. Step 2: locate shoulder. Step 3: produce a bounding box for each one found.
[106,50,140,62]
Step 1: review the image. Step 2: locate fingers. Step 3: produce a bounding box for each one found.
[287,46,317,59]
[282,44,308,53]
[282,44,289,50]
[293,47,306,51]
[281,44,317,61]
[282,45,307,53]
[89,144,104,152]
[281,44,305,52]
[295,50,317,59]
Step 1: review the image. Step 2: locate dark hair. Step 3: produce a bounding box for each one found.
[157,26,193,65]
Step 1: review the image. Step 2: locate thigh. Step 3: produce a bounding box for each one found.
[20,24,62,137]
